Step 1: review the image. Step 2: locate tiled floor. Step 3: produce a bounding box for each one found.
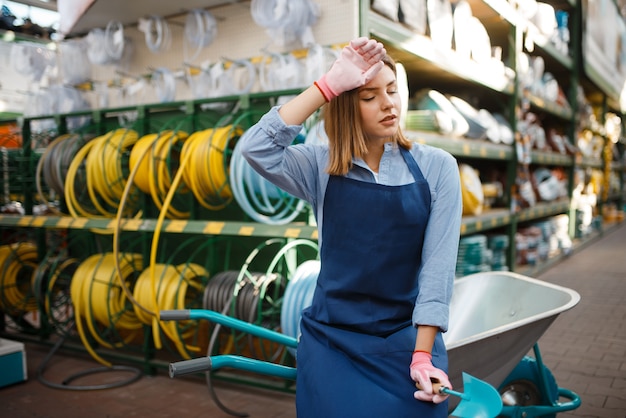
[0,223,624,418]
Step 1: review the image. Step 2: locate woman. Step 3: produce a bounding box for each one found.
[240,38,462,417]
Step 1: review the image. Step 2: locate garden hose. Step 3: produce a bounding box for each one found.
[70,252,143,367]
[132,262,208,358]
[202,270,248,418]
[258,51,302,92]
[142,15,171,54]
[86,129,139,214]
[151,67,177,103]
[33,245,141,389]
[183,8,218,64]
[280,259,319,355]
[43,256,79,336]
[36,133,91,213]
[201,269,277,357]
[180,125,240,211]
[251,0,320,46]
[104,20,125,61]
[128,130,191,219]
[31,253,54,311]
[113,125,218,354]
[37,332,143,391]
[0,243,39,319]
[199,239,318,417]
[64,137,96,218]
[202,269,278,418]
[145,125,222,350]
[233,238,317,360]
[229,135,307,224]
[65,128,141,219]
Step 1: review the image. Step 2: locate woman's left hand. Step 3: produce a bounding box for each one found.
[409,351,451,404]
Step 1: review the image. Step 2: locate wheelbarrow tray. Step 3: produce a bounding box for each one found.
[444,271,580,392]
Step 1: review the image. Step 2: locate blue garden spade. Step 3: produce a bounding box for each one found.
[163,309,502,418]
[418,373,503,418]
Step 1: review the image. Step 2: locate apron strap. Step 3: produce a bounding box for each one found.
[400,146,426,183]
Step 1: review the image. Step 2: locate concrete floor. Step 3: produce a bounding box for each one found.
[0,223,624,418]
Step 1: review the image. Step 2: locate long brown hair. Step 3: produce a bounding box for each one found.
[323,54,412,176]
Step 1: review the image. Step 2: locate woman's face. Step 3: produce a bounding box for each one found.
[357,65,401,142]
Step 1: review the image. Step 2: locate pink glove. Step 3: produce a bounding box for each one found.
[409,351,451,404]
[314,37,386,101]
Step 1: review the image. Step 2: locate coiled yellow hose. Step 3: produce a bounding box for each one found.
[140,124,240,352]
[70,252,143,366]
[65,128,140,219]
[132,262,208,358]
[0,242,39,316]
[180,125,242,211]
[128,130,191,219]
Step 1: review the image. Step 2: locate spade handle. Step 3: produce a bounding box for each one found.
[415,380,469,400]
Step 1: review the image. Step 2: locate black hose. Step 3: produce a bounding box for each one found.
[204,271,249,417]
[36,330,143,391]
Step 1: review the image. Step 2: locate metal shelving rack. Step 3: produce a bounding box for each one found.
[1,0,625,388]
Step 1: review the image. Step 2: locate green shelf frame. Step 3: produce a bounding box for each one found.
[409,132,514,161]
[0,215,318,240]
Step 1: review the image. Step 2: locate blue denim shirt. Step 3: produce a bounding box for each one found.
[240,106,462,332]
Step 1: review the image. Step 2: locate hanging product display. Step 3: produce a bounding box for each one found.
[250,0,320,46]
[58,39,92,85]
[151,67,177,103]
[258,51,302,92]
[183,8,218,63]
[139,15,172,54]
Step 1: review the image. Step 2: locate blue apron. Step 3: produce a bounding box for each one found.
[296,147,448,417]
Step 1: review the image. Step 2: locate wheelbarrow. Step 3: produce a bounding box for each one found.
[444,271,582,417]
[162,271,582,417]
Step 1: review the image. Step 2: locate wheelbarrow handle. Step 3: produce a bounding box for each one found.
[160,309,298,348]
[169,356,213,377]
[169,354,297,380]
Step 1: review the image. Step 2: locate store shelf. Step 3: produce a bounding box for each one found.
[517,199,571,222]
[366,11,515,94]
[530,150,574,166]
[523,22,573,70]
[0,214,319,239]
[577,156,604,169]
[583,47,626,112]
[524,91,573,120]
[460,208,512,236]
[409,131,514,161]
[515,220,623,277]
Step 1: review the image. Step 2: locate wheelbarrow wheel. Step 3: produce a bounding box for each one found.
[498,356,559,418]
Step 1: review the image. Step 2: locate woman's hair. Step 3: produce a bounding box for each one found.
[323,53,411,176]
